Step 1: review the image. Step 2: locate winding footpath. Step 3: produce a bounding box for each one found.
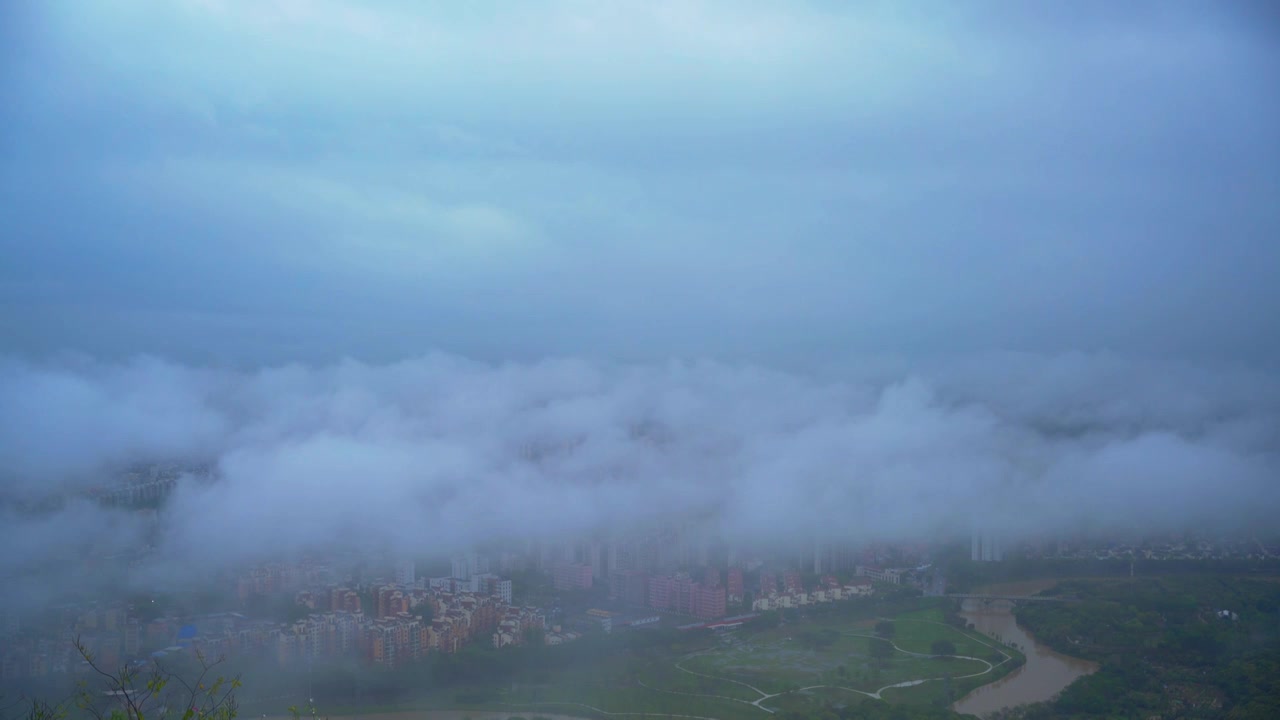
[643,618,1018,713]
[504,619,1019,719]
[839,628,1010,694]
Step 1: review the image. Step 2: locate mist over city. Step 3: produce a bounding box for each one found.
[3,352,1278,578]
[2,2,1279,719]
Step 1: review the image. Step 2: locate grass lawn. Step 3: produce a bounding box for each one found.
[682,611,993,703]
[638,661,765,702]
[880,608,1027,707]
[499,681,770,719]
[313,599,1025,719]
[766,687,876,716]
[891,608,1010,661]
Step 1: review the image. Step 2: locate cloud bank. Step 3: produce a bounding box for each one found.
[3,352,1276,597]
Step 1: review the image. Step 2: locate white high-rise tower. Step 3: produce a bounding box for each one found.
[971,530,1004,562]
[395,559,416,587]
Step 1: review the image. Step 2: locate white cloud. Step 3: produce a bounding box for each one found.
[2,352,1275,587]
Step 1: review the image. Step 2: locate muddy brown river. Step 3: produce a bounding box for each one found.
[951,579,1098,717]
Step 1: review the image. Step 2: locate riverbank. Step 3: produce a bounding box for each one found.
[993,575,1280,717]
[951,580,1097,718]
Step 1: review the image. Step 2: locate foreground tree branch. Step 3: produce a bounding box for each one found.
[42,636,244,720]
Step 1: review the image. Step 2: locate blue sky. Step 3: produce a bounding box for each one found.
[2,0,1278,366]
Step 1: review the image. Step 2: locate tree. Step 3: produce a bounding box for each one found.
[2,696,67,720]
[285,603,311,624]
[1,637,244,720]
[874,620,895,639]
[931,640,957,657]
[870,638,894,666]
[80,639,241,720]
[523,626,545,647]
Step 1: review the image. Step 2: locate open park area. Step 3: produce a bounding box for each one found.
[479,600,1024,719]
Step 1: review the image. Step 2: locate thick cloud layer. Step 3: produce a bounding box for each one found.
[3,353,1276,595]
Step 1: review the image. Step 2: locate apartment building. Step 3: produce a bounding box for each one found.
[552,562,593,591]
[726,567,744,601]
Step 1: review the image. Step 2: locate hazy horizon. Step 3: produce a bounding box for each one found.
[3,349,1277,611]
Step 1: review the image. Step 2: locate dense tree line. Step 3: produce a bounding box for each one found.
[1004,577,1280,719]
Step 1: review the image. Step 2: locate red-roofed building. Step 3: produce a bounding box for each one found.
[760,572,777,596]
[783,570,802,593]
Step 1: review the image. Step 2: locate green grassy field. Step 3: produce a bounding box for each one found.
[880,607,1027,707]
[487,600,1024,717]
[313,599,1025,719]
[683,631,990,698]
[638,661,765,702]
[686,607,1003,702]
[891,607,1007,658]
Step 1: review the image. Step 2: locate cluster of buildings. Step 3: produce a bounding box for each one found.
[759,570,804,596]
[175,583,544,670]
[178,585,539,671]
[855,565,904,584]
[3,529,947,682]
[80,462,211,507]
[0,558,233,679]
[428,573,513,604]
[750,575,875,612]
[2,633,80,680]
[648,572,726,619]
[1,605,154,681]
[531,525,734,590]
[2,640,60,680]
[519,526,934,608]
[1044,533,1277,562]
[237,561,339,600]
[552,562,594,591]
[602,556,903,621]
[264,573,526,667]
[1,559,534,679]
[491,605,553,648]
[605,567,732,619]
